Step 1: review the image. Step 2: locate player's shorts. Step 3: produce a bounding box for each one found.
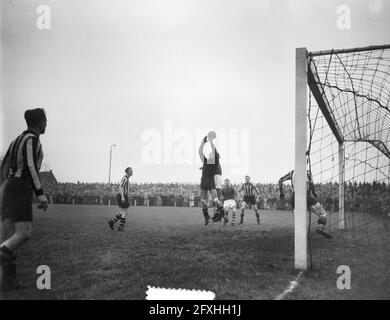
[243,195,257,206]
[291,192,318,210]
[214,175,222,189]
[116,193,130,209]
[0,177,34,223]
[200,176,216,191]
[223,199,236,210]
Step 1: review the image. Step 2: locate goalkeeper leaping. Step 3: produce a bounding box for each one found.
[279,170,332,239]
[198,132,225,226]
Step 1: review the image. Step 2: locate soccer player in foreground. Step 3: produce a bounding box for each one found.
[0,108,49,292]
[221,179,238,226]
[198,132,225,225]
[108,167,133,231]
[279,169,332,239]
[239,176,261,224]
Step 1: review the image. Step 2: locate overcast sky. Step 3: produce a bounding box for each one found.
[1,0,389,183]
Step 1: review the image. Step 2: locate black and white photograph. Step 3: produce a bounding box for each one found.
[0,0,389,304]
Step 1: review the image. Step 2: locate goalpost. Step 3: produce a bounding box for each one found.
[295,44,390,270]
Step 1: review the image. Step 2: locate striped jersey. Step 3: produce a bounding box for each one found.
[119,175,130,195]
[0,130,44,196]
[240,182,259,196]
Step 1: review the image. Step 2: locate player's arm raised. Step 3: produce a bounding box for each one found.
[198,136,207,163]
[209,137,216,155]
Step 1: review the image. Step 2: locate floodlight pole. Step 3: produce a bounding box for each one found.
[338,143,346,229]
[108,144,116,184]
[295,48,308,270]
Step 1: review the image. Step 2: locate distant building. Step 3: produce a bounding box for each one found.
[39,170,58,197]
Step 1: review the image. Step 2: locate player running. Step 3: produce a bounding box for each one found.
[279,169,332,239]
[239,176,260,224]
[198,132,225,226]
[0,108,49,291]
[221,179,238,226]
[108,167,133,231]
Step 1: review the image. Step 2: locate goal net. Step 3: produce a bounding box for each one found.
[295,45,390,271]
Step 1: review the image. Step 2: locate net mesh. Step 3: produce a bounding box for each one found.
[306,46,390,270]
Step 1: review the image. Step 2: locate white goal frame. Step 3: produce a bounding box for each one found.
[295,44,390,270]
[295,47,346,270]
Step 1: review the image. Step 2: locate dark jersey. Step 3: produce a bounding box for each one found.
[221,186,236,201]
[201,152,220,177]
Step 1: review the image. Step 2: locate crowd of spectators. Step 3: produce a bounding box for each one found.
[41,180,390,216]
[42,181,281,208]
[315,181,390,216]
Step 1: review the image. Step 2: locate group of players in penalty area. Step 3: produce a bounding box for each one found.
[0,111,331,293]
[108,131,332,239]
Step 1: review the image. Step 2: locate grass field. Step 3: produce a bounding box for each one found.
[1,204,389,300]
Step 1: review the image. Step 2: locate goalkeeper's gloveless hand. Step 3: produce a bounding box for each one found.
[37,195,48,211]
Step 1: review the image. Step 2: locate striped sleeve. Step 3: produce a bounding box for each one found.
[25,137,44,196]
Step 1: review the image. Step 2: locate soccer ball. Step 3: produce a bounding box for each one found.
[207,131,216,141]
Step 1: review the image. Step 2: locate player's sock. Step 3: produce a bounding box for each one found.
[111,213,122,223]
[223,211,229,226]
[0,257,21,292]
[231,209,236,226]
[316,217,332,238]
[0,245,13,256]
[255,210,260,224]
[240,212,244,224]
[317,216,327,229]
[202,208,210,225]
[211,208,219,221]
[118,217,126,230]
[217,205,225,221]
[108,214,122,230]
[0,246,14,264]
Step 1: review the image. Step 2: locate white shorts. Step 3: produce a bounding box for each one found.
[223,199,236,210]
[214,174,222,189]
